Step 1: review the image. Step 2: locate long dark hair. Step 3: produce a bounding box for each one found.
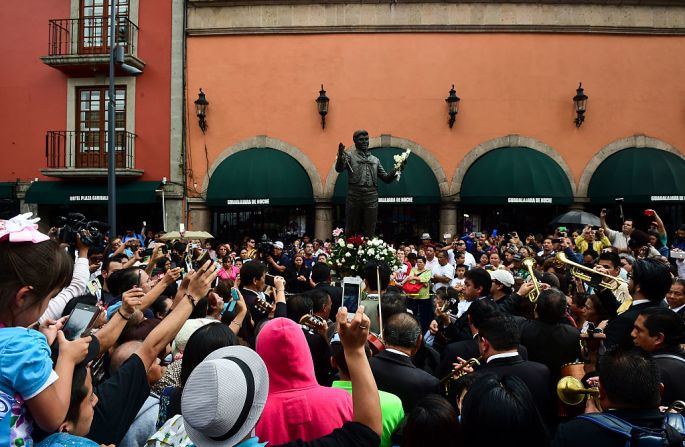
[461,374,549,447]
[0,239,72,324]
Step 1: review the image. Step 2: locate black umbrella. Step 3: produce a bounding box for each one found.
[549,210,600,227]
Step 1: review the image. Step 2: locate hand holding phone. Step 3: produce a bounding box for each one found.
[62,303,101,341]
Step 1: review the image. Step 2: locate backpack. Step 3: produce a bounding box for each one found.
[578,412,685,447]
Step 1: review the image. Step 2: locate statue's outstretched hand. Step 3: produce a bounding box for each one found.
[338,143,345,156]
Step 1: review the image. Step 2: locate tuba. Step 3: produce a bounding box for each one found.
[522,257,541,303]
[555,252,627,292]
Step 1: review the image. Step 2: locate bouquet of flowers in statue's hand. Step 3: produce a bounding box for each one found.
[393,149,411,182]
[328,231,400,278]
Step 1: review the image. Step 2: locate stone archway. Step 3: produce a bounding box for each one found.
[577,135,685,198]
[323,134,449,200]
[449,134,577,198]
[202,135,324,198]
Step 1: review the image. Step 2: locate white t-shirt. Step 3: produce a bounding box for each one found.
[425,257,439,271]
[447,249,476,268]
[606,229,630,251]
[451,277,465,288]
[432,262,455,292]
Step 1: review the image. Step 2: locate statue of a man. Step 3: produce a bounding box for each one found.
[335,130,406,237]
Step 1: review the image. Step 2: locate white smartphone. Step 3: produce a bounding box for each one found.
[342,276,362,320]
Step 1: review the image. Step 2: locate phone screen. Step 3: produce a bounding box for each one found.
[231,288,240,301]
[342,282,360,315]
[265,274,276,287]
[63,306,98,341]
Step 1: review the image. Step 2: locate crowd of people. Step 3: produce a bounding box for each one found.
[1,208,685,447]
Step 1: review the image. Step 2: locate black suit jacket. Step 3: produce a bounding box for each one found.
[519,319,580,379]
[552,409,666,447]
[369,350,440,412]
[478,355,552,420]
[653,350,685,406]
[604,301,657,349]
[437,338,529,379]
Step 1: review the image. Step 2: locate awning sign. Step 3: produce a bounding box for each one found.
[69,195,108,202]
[226,199,270,205]
[379,197,414,203]
[651,195,685,202]
[507,197,553,204]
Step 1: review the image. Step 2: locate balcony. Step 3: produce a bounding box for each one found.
[42,130,143,178]
[41,17,145,76]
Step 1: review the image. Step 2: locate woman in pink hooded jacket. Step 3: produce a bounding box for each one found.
[255,317,353,444]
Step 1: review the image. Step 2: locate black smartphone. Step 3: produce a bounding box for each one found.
[161,245,168,254]
[141,248,154,257]
[63,303,100,341]
[265,274,276,287]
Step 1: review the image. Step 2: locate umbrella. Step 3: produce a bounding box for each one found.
[549,210,600,227]
[158,230,214,241]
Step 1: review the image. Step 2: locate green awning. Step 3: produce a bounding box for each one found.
[460,147,573,205]
[25,181,162,204]
[333,148,441,205]
[206,148,314,206]
[0,183,15,200]
[588,148,685,203]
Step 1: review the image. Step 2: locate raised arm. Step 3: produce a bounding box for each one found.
[335,143,349,173]
[94,288,143,354]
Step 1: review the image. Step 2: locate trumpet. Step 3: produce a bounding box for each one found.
[557,376,600,407]
[522,257,541,303]
[439,356,482,388]
[555,252,627,291]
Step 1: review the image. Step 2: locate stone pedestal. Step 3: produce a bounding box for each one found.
[188,199,211,232]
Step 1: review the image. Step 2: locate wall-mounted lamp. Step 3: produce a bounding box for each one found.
[194,88,209,133]
[315,84,330,129]
[445,85,461,128]
[573,82,588,128]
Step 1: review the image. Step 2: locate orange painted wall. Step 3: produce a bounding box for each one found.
[0,1,70,180]
[186,33,685,193]
[0,1,172,182]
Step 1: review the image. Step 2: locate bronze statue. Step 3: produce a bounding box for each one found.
[335,130,407,237]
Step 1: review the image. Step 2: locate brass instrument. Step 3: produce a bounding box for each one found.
[522,257,541,303]
[439,357,482,394]
[555,252,627,291]
[665,400,685,414]
[557,376,600,406]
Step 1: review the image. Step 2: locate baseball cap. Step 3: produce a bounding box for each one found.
[489,269,515,288]
[274,241,284,249]
[182,346,269,447]
[421,233,431,240]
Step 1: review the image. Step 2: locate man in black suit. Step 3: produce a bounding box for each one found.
[552,348,677,447]
[666,279,685,318]
[520,288,580,380]
[603,258,672,349]
[473,314,552,419]
[431,268,492,344]
[369,312,439,412]
[631,306,685,406]
[311,262,343,318]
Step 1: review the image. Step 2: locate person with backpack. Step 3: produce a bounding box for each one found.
[552,347,685,447]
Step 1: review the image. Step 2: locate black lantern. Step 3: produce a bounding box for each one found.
[445,85,460,128]
[194,89,209,133]
[573,82,588,128]
[315,84,329,129]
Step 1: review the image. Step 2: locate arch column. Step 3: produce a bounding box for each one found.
[439,200,458,240]
[314,200,333,241]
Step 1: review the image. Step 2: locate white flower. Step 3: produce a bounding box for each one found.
[338,239,345,246]
[347,243,353,249]
[368,248,375,255]
[358,249,364,255]
[345,252,351,257]
[341,258,345,264]
[351,265,356,271]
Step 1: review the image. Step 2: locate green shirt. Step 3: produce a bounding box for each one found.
[332,380,405,447]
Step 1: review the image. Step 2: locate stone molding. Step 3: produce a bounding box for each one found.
[576,135,685,197]
[449,134,576,198]
[202,135,324,198]
[187,3,685,35]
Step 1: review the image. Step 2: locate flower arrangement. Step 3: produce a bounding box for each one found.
[393,149,411,182]
[328,231,400,278]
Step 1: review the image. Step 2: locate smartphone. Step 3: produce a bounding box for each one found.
[231,288,240,302]
[265,274,276,287]
[63,303,101,341]
[161,245,168,254]
[491,229,498,237]
[141,248,154,257]
[644,210,655,217]
[342,277,362,318]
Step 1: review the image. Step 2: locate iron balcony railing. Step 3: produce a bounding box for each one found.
[47,16,138,57]
[46,130,136,170]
